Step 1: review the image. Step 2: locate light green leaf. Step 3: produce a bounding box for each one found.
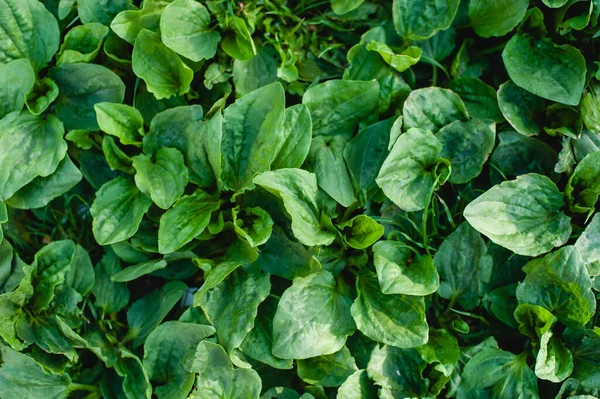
[220,17,256,61]
[581,83,600,133]
[434,222,490,310]
[133,147,188,210]
[190,341,262,398]
[95,102,145,146]
[90,177,153,246]
[114,349,152,399]
[160,0,221,62]
[143,105,203,154]
[143,321,215,399]
[110,0,168,44]
[437,119,496,184]
[0,0,60,71]
[448,77,504,122]
[5,156,82,209]
[468,0,529,38]
[0,344,71,399]
[566,151,600,213]
[187,111,221,188]
[502,34,586,106]
[351,272,428,348]
[51,62,126,130]
[338,215,384,250]
[198,264,270,354]
[302,80,379,139]
[0,59,35,119]
[575,213,600,276]
[331,0,365,15]
[376,128,450,212]
[253,169,337,247]
[337,370,377,399]
[25,77,60,116]
[309,136,355,207]
[102,135,134,174]
[367,345,428,398]
[64,245,95,296]
[0,112,67,201]
[58,23,109,64]
[272,270,355,359]
[111,259,167,282]
[456,349,539,398]
[403,87,469,133]
[271,104,312,170]
[298,346,358,387]
[132,29,194,100]
[126,281,187,347]
[77,0,130,25]
[232,206,273,247]
[158,190,221,254]
[366,42,421,72]
[543,0,569,7]
[221,82,285,192]
[373,241,438,296]
[392,0,460,40]
[232,46,279,97]
[463,174,572,257]
[516,246,596,327]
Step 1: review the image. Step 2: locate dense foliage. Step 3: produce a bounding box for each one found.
[1,0,600,397]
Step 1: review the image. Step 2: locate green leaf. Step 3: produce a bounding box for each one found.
[497,80,545,137]
[58,23,109,64]
[331,0,365,15]
[239,296,293,370]
[253,169,337,247]
[110,0,167,44]
[309,135,355,207]
[417,329,460,395]
[373,241,438,296]
[566,151,600,213]
[297,346,358,387]
[143,105,203,154]
[160,0,220,62]
[111,259,167,282]
[92,250,130,313]
[0,0,60,71]
[447,77,504,122]
[133,147,188,210]
[463,174,572,257]
[0,344,71,399]
[367,345,428,398]
[376,128,450,212]
[90,177,153,246]
[337,370,377,399]
[126,281,187,347]
[338,215,384,250]
[437,119,496,184]
[50,62,126,130]
[403,87,469,133]
[0,112,67,201]
[95,102,145,146]
[434,222,490,310]
[457,349,539,398]
[102,135,134,174]
[232,46,279,97]
[143,321,215,399]
[516,246,596,327]
[5,156,82,209]
[114,348,152,399]
[302,80,379,139]
[366,42,421,72]
[351,272,428,348]
[77,0,130,25]
[221,82,285,193]
[158,190,220,254]
[543,0,569,7]
[468,0,529,38]
[570,328,600,388]
[232,206,273,247]
[580,83,600,133]
[271,104,312,170]
[344,118,394,196]
[272,270,355,359]
[502,34,586,106]
[392,0,460,40]
[190,341,262,398]
[198,264,270,355]
[132,29,194,100]
[64,244,95,296]
[187,110,221,188]
[25,77,60,116]
[220,17,256,61]
[0,59,35,119]
[575,213,600,276]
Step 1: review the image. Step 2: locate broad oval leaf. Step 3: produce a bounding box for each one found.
[392,0,461,40]
[0,59,35,119]
[297,346,358,387]
[90,177,153,246]
[502,34,586,106]
[95,102,144,146]
[468,0,529,38]
[272,270,355,359]
[463,174,572,257]
[497,80,545,137]
[565,151,600,214]
[403,87,469,133]
[367,345,429,398]
[132,29,194,100]
[309,135,355,207]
